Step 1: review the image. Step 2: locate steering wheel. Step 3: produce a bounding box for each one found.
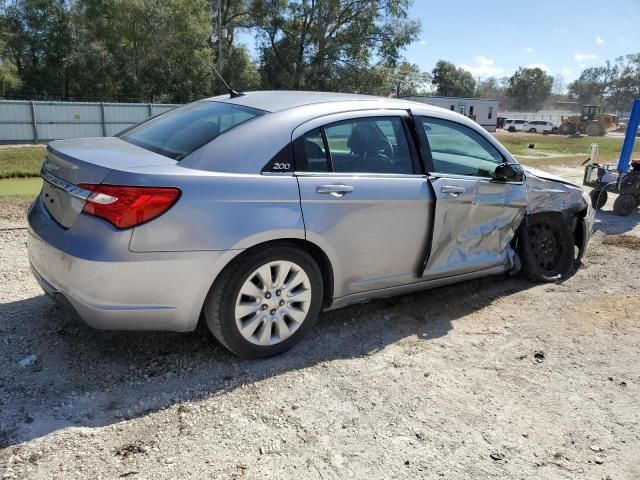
[378,138,394,158]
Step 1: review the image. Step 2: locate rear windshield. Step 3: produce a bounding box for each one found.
[120,101,265,160]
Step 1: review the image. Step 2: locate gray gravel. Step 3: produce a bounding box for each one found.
[1,173,640,479]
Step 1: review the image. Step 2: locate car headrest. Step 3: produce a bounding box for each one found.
[347,124,377,155]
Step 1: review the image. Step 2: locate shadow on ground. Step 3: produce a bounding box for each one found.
[594,208,640,236]
[0,274,535,448]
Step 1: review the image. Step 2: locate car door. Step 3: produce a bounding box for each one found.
[414,115,527,279]
[293,111,434,299]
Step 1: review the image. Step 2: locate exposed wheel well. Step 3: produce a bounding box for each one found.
[515,210,585,255]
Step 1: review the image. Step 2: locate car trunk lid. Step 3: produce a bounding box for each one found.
[41,137,176,228]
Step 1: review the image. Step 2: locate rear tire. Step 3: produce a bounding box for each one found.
[518,214,575,282]
[613,194,636,217]
[528,128,537,133]
[589,189,608,210]
[203,245,323,358]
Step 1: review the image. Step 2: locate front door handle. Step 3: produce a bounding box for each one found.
[316,184,354,197]
[440,185,466,196]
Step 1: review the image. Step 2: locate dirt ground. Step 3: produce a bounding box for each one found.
[1,167,639,479]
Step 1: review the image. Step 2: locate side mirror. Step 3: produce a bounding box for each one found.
[493,162,524,183]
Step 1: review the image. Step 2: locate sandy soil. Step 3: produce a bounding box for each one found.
[1,168,639,479]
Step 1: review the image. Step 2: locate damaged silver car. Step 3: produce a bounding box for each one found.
[27,92,595,358]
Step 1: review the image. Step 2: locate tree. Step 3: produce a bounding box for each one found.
[0,16,21,96]
[73,0,215,102]
[384,61,431,97]
[252,0,420,91]
[568,64,613,106]
[506,67,553,111]
[568,54,640,112]
[2,0,74,99]
[431,60,475,97]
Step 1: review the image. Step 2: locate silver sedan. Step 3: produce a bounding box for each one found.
[27,92,595,358]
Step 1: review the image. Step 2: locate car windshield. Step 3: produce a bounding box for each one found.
[120,101,265,160]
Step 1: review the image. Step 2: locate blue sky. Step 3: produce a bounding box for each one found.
[236,1,640,83]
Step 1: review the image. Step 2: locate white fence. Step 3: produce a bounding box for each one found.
[0,100,180,143]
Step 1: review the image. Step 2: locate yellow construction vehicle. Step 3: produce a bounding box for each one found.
[558,105,618,136]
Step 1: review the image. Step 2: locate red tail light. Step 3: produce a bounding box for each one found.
[78,184,181,229]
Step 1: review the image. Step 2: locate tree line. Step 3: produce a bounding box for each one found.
[0,0,638,112]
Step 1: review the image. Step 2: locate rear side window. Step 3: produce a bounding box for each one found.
[120,101,264,160]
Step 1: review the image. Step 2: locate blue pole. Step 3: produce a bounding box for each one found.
[617,99,640,172]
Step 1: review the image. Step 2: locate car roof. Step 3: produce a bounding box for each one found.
[184,90,514,174]
[205,90,435,114]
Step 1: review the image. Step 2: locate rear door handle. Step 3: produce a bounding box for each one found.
[316,184,354,197]
[440,185,466,196]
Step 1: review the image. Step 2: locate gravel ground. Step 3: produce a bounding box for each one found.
[1,169,640,479]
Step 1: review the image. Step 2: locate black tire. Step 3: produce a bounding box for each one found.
[518,213,575,282]
[585,123,602,136]
[203,245,324,358]
[528,128,537,133]
[559,123,575,135]
[613,194,636,217]
[589,189,608,210]
[508,126,516,132]
[635,195,640,208]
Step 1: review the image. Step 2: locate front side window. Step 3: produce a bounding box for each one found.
[420,117,504,178]
[322,117,414,174]
[121,101,264,160]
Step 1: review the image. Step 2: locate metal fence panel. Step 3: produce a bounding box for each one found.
[104,104,152,123]
[106,123,134,136]
[0,124,34,141]
[0,101,32,123]
[37,123,104,140]
[36,102,102,123]
[0,100,181,143]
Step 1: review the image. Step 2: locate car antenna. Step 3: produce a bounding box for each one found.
[212,64,245,99]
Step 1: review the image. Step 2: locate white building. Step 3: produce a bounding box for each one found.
[402,96,499,132]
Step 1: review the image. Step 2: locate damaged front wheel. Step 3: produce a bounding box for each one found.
[518,213,575,282]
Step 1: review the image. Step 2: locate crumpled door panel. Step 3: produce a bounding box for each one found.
[424,177,527,279]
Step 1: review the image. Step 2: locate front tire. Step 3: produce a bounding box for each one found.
[203,245,323,358]
[589,189,607,210]
[518,214,575,282]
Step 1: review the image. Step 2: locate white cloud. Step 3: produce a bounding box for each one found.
[579,63,587,69]
[525,47,533,53]
[596,35,605,45]
[562,68,572,76]
[458,56,505,77]
[574,53,598,62]
[529,63,549,72]
[419,40,428,46]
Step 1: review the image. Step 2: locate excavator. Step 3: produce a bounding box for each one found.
[558,105,618,136]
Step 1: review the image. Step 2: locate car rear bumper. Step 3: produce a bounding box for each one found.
[27,196,240,332]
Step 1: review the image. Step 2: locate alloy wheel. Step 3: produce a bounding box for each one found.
[234,261,312,346]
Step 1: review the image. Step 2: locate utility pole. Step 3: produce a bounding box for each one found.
[217,0,223,73]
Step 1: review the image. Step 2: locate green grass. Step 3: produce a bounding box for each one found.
[0,177,43,197]
[493,133,639,168]
[0,146,46,179]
